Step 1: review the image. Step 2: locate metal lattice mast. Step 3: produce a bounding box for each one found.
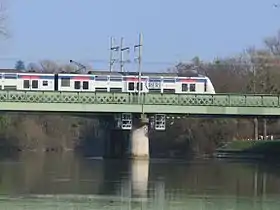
[120,37,130,72]
[109,37,119,72]
[134,33,143,100]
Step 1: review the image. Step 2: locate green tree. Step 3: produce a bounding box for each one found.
[15,60,25,70]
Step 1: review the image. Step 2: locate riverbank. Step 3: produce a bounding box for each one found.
[214,140,280,159]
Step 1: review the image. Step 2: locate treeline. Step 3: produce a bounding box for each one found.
[150,30,280,157]
[3,31,280,157]
[0,114,102,153]
[0,60,101,152]
[14,59,93,73]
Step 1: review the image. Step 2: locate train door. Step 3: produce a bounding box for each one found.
[23,76,39,90]
[127,81,143,93]
[73,80,89,91]
[31,79,39,90]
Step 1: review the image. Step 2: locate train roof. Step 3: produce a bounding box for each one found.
[85,71,179,76]
[0,69,207,78]
[85,71,206,77]
[0,69,23,73]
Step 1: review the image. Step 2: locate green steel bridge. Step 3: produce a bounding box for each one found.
[0,90,279,116]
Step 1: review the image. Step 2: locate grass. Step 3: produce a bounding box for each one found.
[217,140,280,154]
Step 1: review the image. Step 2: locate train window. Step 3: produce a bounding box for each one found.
[128,82,134,91]
[163,89,175,94]
[4,74,17,79]
[61,78,70,87]
[95,87,107,92]
[74,81,80,89]
[96,76,108,81]
[43,80,48,86]
[83,81,89,89]
[190,84,196,92]
[110,77,122,82]
[204,82,207,92]
[110,88,122,92]
[23,80,29,88]
[136,82,143,91]
[32,80,38,89]
[182,84,188,92]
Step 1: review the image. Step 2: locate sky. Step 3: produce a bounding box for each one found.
[0,0,279,72]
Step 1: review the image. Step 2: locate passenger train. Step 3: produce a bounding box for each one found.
[0,70,216,94]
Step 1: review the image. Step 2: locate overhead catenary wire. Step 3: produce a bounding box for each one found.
[3,54,280,69]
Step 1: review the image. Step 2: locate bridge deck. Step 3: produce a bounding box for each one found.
[0,91,279,115]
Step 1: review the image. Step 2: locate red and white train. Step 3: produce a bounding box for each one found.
[0,71,216,94]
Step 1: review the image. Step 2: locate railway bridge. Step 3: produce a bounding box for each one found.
[0,90,280,159]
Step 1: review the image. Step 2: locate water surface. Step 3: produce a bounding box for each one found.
[0,152,280,209]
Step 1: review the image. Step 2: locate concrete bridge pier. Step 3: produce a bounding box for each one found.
[128,114,150,159]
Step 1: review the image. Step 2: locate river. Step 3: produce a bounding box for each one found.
[0,152,280,209]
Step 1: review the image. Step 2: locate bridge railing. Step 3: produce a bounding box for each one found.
[0,90,279,107]
[144,94,280,107]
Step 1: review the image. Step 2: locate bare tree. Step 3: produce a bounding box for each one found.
[40,60,60,73]
[264,30,280,55]
[59,64,77,73]
[0,0,9,38]
[26,62,42,72]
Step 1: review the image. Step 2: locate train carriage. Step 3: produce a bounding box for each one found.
[17,73,55,91]
[0,70,216,94]
[57,74,94,92]
[175,77,213,94]
[140,76,215,94]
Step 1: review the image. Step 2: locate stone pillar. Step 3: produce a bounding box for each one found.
[128,114,149,159]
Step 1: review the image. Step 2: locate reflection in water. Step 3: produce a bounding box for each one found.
[130,159,149,197]
[1,153,280,209]
[0,152,105,195]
